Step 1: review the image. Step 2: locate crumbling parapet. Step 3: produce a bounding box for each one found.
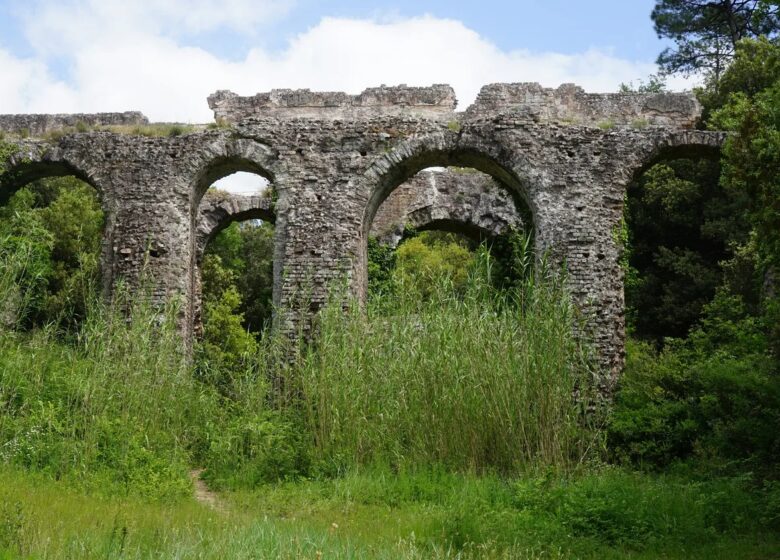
[208,84,457,122]
[0,112,149,137]
[466,83,701,128]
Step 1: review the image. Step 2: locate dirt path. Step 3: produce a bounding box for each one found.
[189,469,225,512]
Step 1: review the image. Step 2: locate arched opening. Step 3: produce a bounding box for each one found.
[361,148,535,305]
[300,145,589,474]
[193,170,277,379]
[0,162,106,334]
[624,142,736,346]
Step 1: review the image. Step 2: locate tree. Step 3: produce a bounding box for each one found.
[652,0,779,80]
[710,55,780,352]
[0,176,103,331]
[625,158,750,342]
[235,222,275,332]
[392,232,475,300]
[203,221,275,334]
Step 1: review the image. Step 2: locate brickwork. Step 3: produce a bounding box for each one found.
[0,83,725,386]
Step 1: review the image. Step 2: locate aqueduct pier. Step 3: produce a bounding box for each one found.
[0,82,726,384]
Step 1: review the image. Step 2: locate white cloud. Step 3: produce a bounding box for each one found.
[19,0,294,52]
[212,172,269,195]
[2,11,699,123]
[0,49,78,113]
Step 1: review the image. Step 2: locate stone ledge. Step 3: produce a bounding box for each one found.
[0,112,149,137]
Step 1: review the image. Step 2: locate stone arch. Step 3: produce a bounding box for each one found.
[188,139,282,340]
[357,131,537,299]
[618,129,727,344]
[362,132,535,237]
[1,154,104,205]
[0,152,114,298]
[190,137,278,210]
[369,168,524,247]
[195,191,276,264]
[628,130,726,181]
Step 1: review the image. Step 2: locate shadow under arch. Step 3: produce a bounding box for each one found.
[623,129,728,343]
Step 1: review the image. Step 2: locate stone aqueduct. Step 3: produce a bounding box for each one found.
[0,82,725,383]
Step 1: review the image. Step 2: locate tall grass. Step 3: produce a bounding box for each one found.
[0,291,215,496]
[1,236,598,496]
[298,253,599,474]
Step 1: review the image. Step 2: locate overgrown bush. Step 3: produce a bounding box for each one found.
[609,291,780,475]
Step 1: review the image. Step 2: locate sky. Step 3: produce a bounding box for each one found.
[0,0,693,193]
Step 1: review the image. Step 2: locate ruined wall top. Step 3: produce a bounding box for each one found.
[466,83,701,128]
[208,82,701,127]
[0,112,149,137]
[208,84,457,122]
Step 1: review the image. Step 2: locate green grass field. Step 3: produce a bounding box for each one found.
[2,467,778,559]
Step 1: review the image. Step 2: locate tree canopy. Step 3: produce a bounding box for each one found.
[652,0,779,80]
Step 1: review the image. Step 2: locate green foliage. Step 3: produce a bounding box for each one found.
[485,228,534,292]
[609,292,780,474]
[712,76,780,271]
[625,158,748,341]
[2,466,778,559]
[367,236,396,298]
[202,221,275,333]
[299,261,598,474]
[99,123,198,137]
[392,232,475,300]
[198,221,275,386]
[596,119,615,130]
[204,409,310,488]
[699,36,780,112]
[234,222,275,332]
[651,0,779,80]
[199,280,258,381]
[0,296,196,498]
[0,176,103,332]
[707,38,780,352]
[0,220,54,329]
[619,74,667,93]
[0,139,21,176]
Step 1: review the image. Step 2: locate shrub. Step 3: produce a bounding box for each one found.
[609,291,780,474]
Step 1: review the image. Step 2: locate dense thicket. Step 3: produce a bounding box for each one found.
[0,177,102,333]
[612,26,780,477]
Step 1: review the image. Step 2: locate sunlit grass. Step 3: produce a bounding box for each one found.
[1,467,777,559]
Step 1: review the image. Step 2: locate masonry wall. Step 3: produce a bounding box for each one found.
[0,83,725,388]
[0,112,148,137]
[370,168,523,246]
